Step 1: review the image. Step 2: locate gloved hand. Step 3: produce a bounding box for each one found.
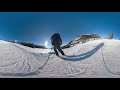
[60,41,62,45]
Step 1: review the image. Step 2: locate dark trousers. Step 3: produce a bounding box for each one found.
[53,45,65,56]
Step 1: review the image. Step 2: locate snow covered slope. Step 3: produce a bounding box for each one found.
[62,34,100,48]
[0,39,120,78]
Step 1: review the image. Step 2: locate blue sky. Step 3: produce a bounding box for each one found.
[0,12,120,48]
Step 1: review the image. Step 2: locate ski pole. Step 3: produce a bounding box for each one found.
[39,47,53,70]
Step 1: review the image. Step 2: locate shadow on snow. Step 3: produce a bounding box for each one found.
[0,71,40,77]
[59,43,104,61]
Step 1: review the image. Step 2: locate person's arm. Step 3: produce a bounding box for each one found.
[59,37,62,45]
[51,36,54,45]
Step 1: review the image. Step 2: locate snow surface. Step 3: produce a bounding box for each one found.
[0,39,120,78]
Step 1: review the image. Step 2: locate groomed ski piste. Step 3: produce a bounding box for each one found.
[0,39,120,78]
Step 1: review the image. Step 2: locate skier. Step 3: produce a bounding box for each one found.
[50,33,65,56]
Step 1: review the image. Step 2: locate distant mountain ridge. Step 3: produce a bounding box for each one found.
[6,40,46,49]
[4,34,101,49]
[62,34,101,49]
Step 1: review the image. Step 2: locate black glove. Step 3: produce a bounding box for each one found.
[60,41,62,45]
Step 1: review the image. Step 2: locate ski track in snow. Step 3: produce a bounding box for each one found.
[0,39,120,78]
